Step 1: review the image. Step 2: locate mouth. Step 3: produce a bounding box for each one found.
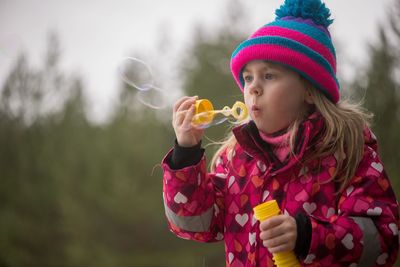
[251,105,262,117]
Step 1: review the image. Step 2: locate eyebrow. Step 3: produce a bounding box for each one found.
[242,64,279,73]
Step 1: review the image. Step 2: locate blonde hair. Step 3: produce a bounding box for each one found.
[210,85,372,194]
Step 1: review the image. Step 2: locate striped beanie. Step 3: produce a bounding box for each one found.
[230,0,340,103]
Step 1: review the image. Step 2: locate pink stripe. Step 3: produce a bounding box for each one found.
[230,44,339,102]
[251,26,336,72]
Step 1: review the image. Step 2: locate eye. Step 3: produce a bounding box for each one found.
[265,73,275,80]
[243,74,253,83]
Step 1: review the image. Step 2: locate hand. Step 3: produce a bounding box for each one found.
[172,96,205,147]
[259,214,297,254]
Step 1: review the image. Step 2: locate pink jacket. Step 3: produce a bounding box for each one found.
[161,113,399,266]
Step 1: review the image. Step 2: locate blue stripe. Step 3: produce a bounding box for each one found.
[232,36,338,87]
[266,20,336,56]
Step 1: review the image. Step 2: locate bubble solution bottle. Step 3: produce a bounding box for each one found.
[253,200,301,267]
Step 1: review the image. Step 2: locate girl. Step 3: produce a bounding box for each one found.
[161,0,399,266]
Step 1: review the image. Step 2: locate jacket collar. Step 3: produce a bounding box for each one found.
[232,112,325,174]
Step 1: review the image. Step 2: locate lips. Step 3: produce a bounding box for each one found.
[251,105,262,117]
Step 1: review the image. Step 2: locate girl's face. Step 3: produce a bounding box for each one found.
[243,60,312,134]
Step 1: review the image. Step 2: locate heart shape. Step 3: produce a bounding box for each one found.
[303,202,317,215]
[299,166,308,176]
[257,161,267,172]
[311,182,321,196]
[215,172,227,179]
[234,239,243,252]
[272,179,280,190]
[235,213,249,227]
[325,233,336,250]
[389,223,398,236]
[251,214,257,226]
[378,177,389,191]
[216,232,224,240]
[326,207,335,219]
[328,167,336,178]
[228,252,234,264]
[229,183,240,194]
[239,165,247,177]
[376,253,388,265]
[174,192,187,204]
[367,207,382,216]
[371,162,383,173]
[240,195,249,207]
[248,252,255,264]
[214,204,220,216]
[175,171,187,181]
[341,233,354,250]
[251,175,263,188]
[346,185,354,196]
[228,176,235,188]
[295,190,309,202]
[304,254,316,264]
[249,232,256,245]
[262,190,270,201]
[229,201,239,214]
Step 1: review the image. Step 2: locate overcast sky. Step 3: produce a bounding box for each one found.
[0,0,395,122]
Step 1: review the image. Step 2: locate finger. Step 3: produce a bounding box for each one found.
[174,109,188,126]
[259,215,285,231]
[173,96,192,114]
[175,97,198,126]
[268,243,293,254]
[173,96,197,125]
[259,225,286,240]
[181,104,196,129]
[262,234,293,250]
[177,96,198,114]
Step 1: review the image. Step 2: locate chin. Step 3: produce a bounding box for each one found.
[252,120,268,132]
[253,120,287,134]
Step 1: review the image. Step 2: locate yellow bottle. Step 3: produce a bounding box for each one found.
[193,99,215,125]
[253,200,301,267]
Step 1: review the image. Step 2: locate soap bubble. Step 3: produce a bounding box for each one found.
[119,57,171,109]
[119,57,154,91]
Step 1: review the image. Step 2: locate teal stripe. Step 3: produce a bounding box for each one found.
[232,36,338,86]
[266,20,336,56]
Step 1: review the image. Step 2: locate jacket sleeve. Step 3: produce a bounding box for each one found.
[161,147,229,243]
[302,146,399,266]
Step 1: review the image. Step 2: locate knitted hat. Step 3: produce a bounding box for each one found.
[230,0,340,103]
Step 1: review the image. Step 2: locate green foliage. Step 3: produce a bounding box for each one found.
[352,16,400,194]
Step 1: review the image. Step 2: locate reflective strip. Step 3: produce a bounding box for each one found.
[164,201,214,232]
[350,217,381,267]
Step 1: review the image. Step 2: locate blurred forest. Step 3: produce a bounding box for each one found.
[0,1,399,266]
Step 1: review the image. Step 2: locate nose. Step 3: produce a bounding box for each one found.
[248,79,263,96]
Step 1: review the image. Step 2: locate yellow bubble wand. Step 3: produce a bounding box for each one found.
[192,99,248,128]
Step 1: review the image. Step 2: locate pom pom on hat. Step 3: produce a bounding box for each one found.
[275,0,333,28]
[230,0,340,103]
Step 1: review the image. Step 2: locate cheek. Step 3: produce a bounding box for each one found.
[273,86,305,111]
[244,92,252,107]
